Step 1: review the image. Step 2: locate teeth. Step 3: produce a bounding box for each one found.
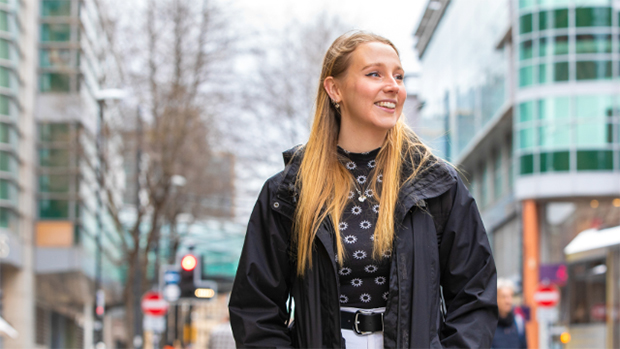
[376,101,396,109]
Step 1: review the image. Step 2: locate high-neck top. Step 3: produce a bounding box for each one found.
[336,146,390,309]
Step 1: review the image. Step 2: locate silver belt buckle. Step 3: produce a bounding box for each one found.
[354,310,381,335]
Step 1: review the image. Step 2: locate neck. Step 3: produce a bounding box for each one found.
[338,119,387,153]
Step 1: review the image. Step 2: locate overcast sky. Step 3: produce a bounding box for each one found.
[234,0,429,74]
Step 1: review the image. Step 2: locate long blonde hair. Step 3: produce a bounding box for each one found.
[293,31,437,276]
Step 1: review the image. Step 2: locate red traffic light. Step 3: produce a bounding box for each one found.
[181,254,197,271]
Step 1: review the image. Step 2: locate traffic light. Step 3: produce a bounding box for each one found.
[179,254,198,298]
[177,253,217,300]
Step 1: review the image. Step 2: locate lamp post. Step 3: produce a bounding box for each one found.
[94,89,125,346]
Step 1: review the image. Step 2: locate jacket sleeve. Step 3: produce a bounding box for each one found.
[438,175,498,348]
[229,179,294,348]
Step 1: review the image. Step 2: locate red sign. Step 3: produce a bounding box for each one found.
[141,291,168,316]
[534,285,560,307]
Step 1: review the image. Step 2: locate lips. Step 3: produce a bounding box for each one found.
[375,101,396,109]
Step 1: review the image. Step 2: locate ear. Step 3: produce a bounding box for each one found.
[323,76,342,103]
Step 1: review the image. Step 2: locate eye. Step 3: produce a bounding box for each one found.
[366,72,380,77]
[395,74,404,81]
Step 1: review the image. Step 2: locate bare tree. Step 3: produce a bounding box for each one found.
[227,14,352,221]
[100,0,237,342]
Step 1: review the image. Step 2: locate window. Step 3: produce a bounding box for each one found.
[0,179,8,200]
[575,95,614,119]
[540,151,569,172]
[539,97,570,120]
[40,73,71,92]
[520,66,534,87]
[539,11,548,30]
[576,121,613,146]
[520,101,535,122]
[39,148,70,167]
[569,259,607,324]
[519,0,535,9]
[41,1,72,17]
[520,128,535,149]
[40,23,71,42]
[0,67,10,88]
[0,39,10,60]
[0,151,12,172]
[520,14,533,34]
[39,175,70,193]
[39,199,69,218]
[0,123,10,144]
[0,11,8,32]
[554,36,569,55]
[0,207,13,229]
[39,123,71,142]
[539,37,548,57]
[40,49,73,68]
[554,62,569,81]
[539,124,571,147]
[539,64,547,84]
[0,95,9,115]
[576,34,612,54]
[553,9,569,29]
[577,150,613,170]
[576,61,612,80]
[520,154,534,174]
[520,40,534,60]
[575,7,612,27]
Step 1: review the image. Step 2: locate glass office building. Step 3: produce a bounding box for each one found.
[515,0,619,177]
[416,0,620,347]
[34,0,126,347]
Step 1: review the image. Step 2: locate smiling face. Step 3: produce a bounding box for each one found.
[327,42,406,140]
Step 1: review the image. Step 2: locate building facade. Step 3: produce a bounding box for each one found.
[415,0,620,347]
[0,0,126,347]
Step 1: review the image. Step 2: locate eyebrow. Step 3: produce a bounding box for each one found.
[361,62,404,72]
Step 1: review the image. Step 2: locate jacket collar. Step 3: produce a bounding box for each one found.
[272,144,457,222]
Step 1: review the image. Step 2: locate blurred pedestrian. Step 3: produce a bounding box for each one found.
[229,30,497,348]
[492,278,527,348]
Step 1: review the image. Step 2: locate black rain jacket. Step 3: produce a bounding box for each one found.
[229,146,498,348]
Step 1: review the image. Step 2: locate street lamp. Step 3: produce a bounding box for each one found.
[94,89,125,346]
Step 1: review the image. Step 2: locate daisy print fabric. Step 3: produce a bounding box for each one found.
[336,146,391,309]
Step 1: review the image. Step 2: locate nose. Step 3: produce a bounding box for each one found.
[384,77,401,94]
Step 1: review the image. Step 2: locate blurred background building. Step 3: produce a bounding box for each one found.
[414,0,620,347]
[0,0,127,347]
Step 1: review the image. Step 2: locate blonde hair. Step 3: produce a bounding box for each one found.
[293,31,437,276]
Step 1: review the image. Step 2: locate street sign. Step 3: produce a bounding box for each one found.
[143,314,166,333]
[163,284,181,302]
[141,291,168,316]
[534,285,560,307]
[164,270,180,284]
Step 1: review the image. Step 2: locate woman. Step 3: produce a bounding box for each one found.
[229,31,497,348]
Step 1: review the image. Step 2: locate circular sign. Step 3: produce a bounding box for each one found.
[141,291,168,316]
[163,284,181,302]
[534,285,560,307]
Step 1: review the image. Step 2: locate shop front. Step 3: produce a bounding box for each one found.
[564,225,620,348]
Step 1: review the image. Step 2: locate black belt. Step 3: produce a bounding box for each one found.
[340,310,384,335]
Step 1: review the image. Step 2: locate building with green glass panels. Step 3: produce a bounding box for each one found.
[415,0,620,347]
[32,0,126,347]
[0,0,124,347]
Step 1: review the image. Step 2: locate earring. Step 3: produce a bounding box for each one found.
[332,100,340,109]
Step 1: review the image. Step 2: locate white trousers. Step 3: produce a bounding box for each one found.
[340,307,385,349]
